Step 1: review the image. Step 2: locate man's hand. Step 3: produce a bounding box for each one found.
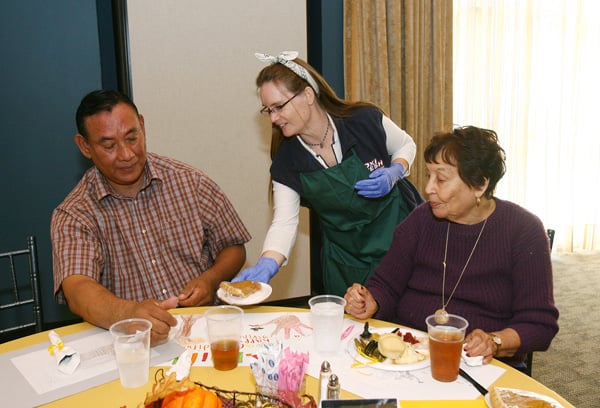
[62,275,179,346]
[177,244,247,306]
[176,278,215,307]
[130,297,179,346]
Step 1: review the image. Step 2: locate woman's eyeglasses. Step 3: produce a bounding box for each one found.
[260,91,301,116]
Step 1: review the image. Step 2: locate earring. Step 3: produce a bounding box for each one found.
[476,197,481,207]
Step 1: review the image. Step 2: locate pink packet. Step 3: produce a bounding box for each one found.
[277,347,309,392]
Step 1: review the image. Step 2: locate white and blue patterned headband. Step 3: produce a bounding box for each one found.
[255,51,320,96]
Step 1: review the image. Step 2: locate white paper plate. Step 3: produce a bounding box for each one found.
[217,282,272,306]
[347,326,430,371]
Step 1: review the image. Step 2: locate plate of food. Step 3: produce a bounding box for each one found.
[485,387,563,408]
[347,324,430,372]
[217,281,272,306]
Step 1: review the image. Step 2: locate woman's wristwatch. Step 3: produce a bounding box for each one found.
[489,333,502,356]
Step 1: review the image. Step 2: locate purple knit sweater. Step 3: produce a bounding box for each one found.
[367,198,559,359]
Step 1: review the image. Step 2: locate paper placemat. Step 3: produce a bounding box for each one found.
[1,326,184,407]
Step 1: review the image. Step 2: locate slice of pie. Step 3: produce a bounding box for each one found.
[489,387,555,408]
[219,280,262,298]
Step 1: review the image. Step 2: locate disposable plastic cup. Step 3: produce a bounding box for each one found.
[426,314,469,382]
[309,295,346,354]
[205,305,244,370]
[109,318,152,388]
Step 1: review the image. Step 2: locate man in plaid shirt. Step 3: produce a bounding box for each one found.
[52,90,251,345]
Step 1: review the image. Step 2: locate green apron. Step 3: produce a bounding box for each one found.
[299,152,410,296]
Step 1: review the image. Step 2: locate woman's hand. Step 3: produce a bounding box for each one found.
[464,327,521,364]
[232,256,279,283]
[344,284,379,320]
[463,328,497,364]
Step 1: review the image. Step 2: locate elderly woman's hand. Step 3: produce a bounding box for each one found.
[344,284,379,320]
[464,327,521,364]
[465,327,521,364]
[463,328,500,364]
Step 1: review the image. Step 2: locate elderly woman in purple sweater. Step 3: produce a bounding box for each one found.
[344,126,559,370]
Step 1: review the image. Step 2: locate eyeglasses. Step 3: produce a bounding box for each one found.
[260,91,301,116]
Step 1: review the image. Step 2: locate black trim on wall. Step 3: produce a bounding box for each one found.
[307,0,344,97]
[95,0,131,96]
[307,1,323,71]
[96,1,117,90]
[111,0,133,97]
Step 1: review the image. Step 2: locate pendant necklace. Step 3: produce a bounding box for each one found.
[303,118,331,149]
[434,217,488,324]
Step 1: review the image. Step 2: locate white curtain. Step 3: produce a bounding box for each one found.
[453,0,600,252]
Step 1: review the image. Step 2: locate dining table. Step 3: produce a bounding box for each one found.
[0,305,574,408]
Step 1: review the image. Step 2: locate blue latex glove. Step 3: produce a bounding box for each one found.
[354,163,405,198]
[231,257,279,284]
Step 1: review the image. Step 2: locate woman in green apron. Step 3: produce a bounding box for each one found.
[232,51,422,297]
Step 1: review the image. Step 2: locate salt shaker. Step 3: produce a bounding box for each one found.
[319,360,331,402]
[327,374,340,400]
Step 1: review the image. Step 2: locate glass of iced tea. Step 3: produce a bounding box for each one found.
[205,305,244,370]
[426,314,469,382]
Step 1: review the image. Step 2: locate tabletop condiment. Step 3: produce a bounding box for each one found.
[327,374,340,400]
[319,360,331,403]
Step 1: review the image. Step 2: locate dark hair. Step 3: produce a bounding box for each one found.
[424,126,506,198]
[76,90,139,138]
[256,57,379,159]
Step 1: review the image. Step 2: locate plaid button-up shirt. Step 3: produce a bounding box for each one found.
[51,153,251,303]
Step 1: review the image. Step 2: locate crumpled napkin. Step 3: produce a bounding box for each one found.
[462,349,483,366]
[48,330,80,374]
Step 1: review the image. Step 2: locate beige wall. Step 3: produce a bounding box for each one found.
[127,0,310,301]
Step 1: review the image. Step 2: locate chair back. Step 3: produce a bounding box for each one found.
[524,228,556,376]
[0,236,43,338]
[547,229,555,249]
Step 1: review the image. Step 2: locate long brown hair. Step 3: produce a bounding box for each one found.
[256,57,379,159]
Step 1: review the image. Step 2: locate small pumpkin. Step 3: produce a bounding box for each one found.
[160,390,188,408]
[181,388,207,408]
[199,387,222,408]
[161,388,221,408]
[142,373,222,408]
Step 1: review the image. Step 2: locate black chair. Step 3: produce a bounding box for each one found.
[546,229,555,249]
[524,228,555,376]
[0,236,43,340]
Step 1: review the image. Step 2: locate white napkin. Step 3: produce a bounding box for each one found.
[48,330,80,374]
[462,349,483,366]
[166,348,194,380]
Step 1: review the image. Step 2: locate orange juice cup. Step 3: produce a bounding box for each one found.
[205,305,243,371]
[426,314,469,382]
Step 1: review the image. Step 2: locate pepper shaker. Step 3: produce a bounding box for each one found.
[319,360,331,403]
[327,374,340,400]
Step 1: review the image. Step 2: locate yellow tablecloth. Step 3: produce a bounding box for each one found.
[0,306,573,408]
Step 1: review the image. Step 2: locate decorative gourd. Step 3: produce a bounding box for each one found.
[160,387,216,408]
[142,373,222,408]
